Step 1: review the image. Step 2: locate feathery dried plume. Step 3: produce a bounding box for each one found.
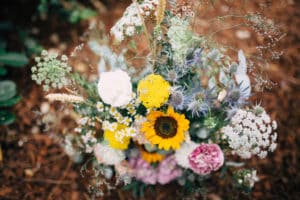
[156,0,166,25]
[46,93,84,103]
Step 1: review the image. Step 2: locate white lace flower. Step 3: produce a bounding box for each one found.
[174,141,198,168]
[110,0,158,42]
[98,70,133,107]
[221,107,277,159]
[93,143,125,165]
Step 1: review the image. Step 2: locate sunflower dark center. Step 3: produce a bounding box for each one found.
[154,117,178,138]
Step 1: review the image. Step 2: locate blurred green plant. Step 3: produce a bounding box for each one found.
[0,22,29,125]
[18,30,43,56]
[37,0,97,24]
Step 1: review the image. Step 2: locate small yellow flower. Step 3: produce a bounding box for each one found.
[141,106,189,150]
[104,123,130,150]
[137,74,171,108]
[140,148,165,163]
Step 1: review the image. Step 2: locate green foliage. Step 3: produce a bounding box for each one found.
[37,0,97,24]
[18,30,43,55]
[0,81,22,125]
[0,31,27,125]
[69,8,96,24]
[0,52,29,67]
[0,95,21,107]
[0,80,16,101]
[123,180,149,198]
[0,67,7,76]
[0,110,16,125]
[70,72,98,99]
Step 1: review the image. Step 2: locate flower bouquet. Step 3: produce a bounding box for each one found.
[31,0,279,198]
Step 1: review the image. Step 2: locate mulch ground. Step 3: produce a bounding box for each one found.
[0,0,299,199]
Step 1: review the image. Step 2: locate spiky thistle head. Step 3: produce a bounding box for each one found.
[169,87,187,110]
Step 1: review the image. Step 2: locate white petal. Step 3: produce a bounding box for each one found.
[235,74,251,97]
[237,50,247,74]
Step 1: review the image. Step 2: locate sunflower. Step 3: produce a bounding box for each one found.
[140,148,165,163]
[141,106,189,150]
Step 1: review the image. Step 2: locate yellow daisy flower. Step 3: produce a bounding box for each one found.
[141,106,189,150]
[140,148,165,163]
[104,124,130,150]
[137,74,171,108]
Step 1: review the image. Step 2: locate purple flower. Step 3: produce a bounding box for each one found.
[188,143,224,175]
[185,48,203,67]
[129,155,182,185]
[157,155,182,184]
[129,157,157,184]
[187,89,216,117]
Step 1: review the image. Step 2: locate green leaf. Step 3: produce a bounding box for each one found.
[0,110,15,125]
[0,95,21,107]
[79,9,97,20]
[0,52,28,67]
[69,10,80,23]
[0,80,17,101]
[0,67,7,76]
[129,40,137,50]
[24,37,43,55]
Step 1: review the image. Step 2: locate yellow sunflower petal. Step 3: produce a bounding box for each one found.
[140,149,165,163]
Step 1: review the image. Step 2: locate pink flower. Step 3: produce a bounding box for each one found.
[129,157,157,184]
[188,143,224,175]
[128,155,182,185]
[157,155,182,184]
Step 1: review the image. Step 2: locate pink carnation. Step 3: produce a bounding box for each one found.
[188,143,224,175]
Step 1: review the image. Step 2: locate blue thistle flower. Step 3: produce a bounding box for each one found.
[187,100,210,117]
[186,88,217,117]
[185,48,203,67]
[224,82,250,107]
[165,69,180,83]
[169,87,187,110]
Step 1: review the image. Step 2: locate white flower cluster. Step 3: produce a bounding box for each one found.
[62,135,83,163]
[81,130,97,153]
[74,117,97,153]
[115,127,137,143]
[243,170,259,188]
[222,108,277,159]
[96,102,105,112]
[77,116,95,126]
[131,115,150,145]
[109,107,132,126]
[102,121,137,143]
[93,143,125,165]
[110,0,158,42]
[102,121,118,131]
